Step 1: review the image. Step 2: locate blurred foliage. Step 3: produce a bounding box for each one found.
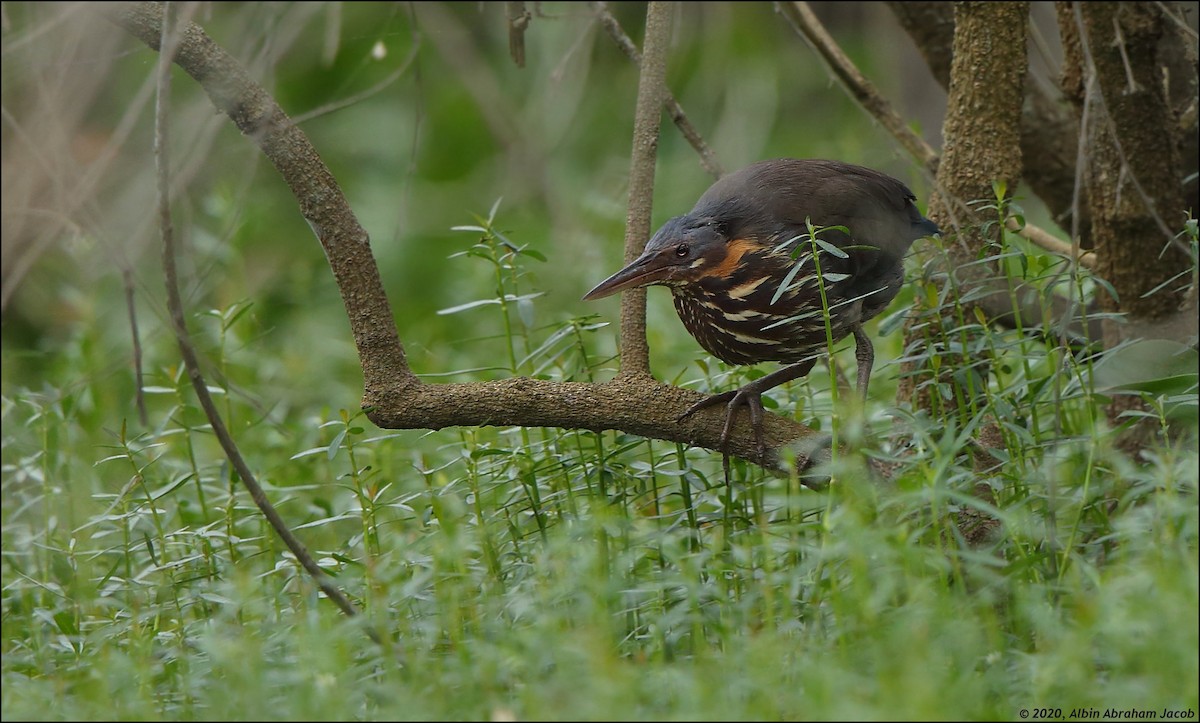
[1,1,938,402]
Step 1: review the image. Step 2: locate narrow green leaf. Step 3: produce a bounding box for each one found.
[327,428,347,460]
[813,237,848,258]
[437,298,501,315]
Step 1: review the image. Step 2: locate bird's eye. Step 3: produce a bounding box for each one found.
[675,244,690,258]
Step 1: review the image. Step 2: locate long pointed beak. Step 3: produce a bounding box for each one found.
[582,251,671,301]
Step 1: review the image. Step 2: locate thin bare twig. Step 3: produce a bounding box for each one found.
[1065,64,1097,352]
[1157,0,1200,40]
[292,38,421,125]
[122,268,148,427]
[591,1,723,180]
[1007,216,1096,267]
[778,1,938,169]
[506,1,531,68]
[617,1,673,376]
[1112,15,1143,94]
[152,1,377,641]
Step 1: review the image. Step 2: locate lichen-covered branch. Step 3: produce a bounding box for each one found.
[1078,2,1191,328]
[367,375,822,478]
[899,1,1030,415]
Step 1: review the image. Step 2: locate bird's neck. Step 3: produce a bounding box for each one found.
[676,245,795,304]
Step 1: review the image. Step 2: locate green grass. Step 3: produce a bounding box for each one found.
[3,210,1198,721]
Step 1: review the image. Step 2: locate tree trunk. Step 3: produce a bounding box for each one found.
[890,1,1085,245]
[1080,2,1189,328]
[899,2,1029,419]
[1074,2,1196,452]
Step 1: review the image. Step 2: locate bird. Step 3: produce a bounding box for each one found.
[583,158,939,458]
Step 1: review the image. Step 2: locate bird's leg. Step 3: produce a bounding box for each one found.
[678,359,816,461]
[852,324,873,400]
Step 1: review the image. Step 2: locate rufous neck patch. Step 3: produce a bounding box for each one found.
[710,238,758,279]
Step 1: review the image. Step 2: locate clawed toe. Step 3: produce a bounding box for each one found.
[678,361,817,466]
[677,390,737,423]
[678,388,768,463]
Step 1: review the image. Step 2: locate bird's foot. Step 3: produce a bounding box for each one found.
[677,361,813,471]
[678,387,768,463]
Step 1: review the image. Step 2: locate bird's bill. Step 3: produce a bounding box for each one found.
[581,250,673,301]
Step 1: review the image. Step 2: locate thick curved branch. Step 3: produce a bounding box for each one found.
[368,375,822,477]
[108,2,819,478]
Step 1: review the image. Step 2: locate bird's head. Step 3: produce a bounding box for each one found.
[582,214,759,301]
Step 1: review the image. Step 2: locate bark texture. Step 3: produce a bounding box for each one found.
[890,1,1086,244]
[899,2,1030,416]
[1081,2,1189,328]
[1076,2,1196,450]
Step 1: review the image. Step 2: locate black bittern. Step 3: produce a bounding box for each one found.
[584,158,938,457]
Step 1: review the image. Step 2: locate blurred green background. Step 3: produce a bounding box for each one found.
[2,2,945,406]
